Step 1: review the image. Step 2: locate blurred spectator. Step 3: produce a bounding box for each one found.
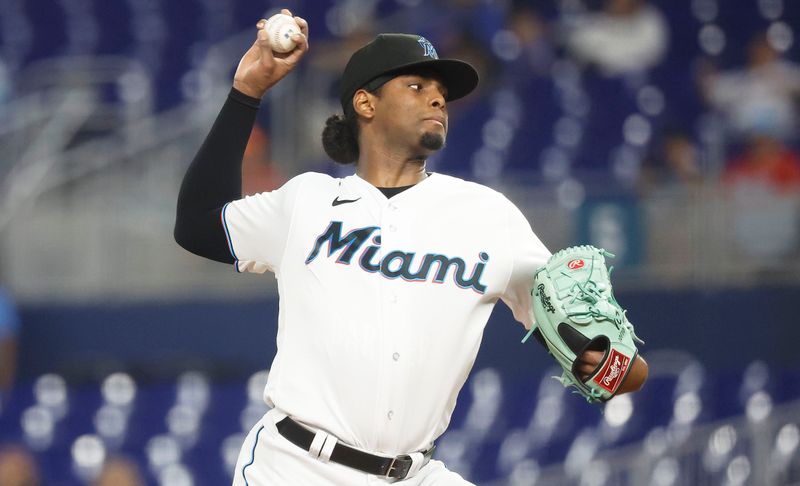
[562,0,668,76]
[440,29,498,98]
[241,125,285,196]
[0,287,20,396]
[425,28,498,176]
[388,0,506,49]
[700,33,800,143]
[0,60,11,111]
[723,134,800,261]
[724,135,800,193]
[0,445,40,486]
[640,127,703,194]
[92,456,145,486]
[306,28,375,76]
[504,4,555,76]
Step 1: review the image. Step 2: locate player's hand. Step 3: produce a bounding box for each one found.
[576,350,603,381]
[233,9,309,98]
[577,351,648,394]
[620,355,648,393]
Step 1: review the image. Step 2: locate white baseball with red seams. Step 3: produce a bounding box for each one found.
[264,13,299,53]
[221,172,551,483]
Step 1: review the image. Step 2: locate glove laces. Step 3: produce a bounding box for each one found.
[560,252,620,323]
[561,252,644,344]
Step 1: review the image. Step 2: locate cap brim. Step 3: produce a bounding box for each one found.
[379,58,479,102]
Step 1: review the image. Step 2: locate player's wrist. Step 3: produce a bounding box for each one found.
[230,84,265,107]
[232,79,267,100]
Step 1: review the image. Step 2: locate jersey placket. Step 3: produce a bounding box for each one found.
[372,199,408,452]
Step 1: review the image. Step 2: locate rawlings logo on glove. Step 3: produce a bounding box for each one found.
[536,284,555,313]
[522,245,644,403]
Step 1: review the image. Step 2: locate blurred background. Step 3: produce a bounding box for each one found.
[0,0,799,484]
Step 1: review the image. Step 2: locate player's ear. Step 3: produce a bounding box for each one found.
[353,90,375,120]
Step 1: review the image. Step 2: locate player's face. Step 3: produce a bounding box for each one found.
[373,72,449,154]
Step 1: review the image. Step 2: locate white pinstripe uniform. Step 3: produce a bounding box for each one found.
[224,172,551,485]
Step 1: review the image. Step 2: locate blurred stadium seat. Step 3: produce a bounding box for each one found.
[0,362,797,484]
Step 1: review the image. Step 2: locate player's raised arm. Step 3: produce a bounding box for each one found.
[174,10,308,262]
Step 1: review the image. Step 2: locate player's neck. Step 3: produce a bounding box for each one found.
[356,147,429,188]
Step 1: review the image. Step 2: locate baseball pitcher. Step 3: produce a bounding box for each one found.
[174,9,648,485]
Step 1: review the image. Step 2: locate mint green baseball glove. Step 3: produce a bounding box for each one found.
[523,245,644,403]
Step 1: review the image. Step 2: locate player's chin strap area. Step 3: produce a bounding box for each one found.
[276,417,433,480]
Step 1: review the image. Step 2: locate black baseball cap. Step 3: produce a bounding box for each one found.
[339,33,479,114]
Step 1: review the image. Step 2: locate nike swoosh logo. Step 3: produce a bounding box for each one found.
[332,196,361,207]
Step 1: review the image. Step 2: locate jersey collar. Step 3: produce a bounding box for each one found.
[351,172,438,203]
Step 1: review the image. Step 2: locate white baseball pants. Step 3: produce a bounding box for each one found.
[232,409,474,486]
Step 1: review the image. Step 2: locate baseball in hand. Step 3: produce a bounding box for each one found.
[264,13,300,53]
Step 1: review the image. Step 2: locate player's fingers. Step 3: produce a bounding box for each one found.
[577,350,603,375]
[280,32,308,64]
[255,28,276,60]
[292,32,308,52]
[294,16,309,37]
[281,8,292,16]
[256,18,267,30]
[256,27,269,46]
[576,362,595,380]
[581,350,603,366]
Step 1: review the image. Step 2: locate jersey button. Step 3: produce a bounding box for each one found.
[389,295,398,304]
[387,410,394,420]
[388,225,397,232]
[392,352,400,361]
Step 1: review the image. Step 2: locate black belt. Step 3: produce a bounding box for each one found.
[275,417,434,480]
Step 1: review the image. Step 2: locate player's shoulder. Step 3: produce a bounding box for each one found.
[274,171,342,194]
[284,171,339,187]
[431,173,516,206]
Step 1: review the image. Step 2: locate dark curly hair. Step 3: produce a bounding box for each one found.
[322,77,393,165]
[321,112,359,165]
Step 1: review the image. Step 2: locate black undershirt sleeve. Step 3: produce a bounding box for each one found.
[174,88,261,263]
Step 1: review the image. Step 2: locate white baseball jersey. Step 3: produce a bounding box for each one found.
[221,172,551,455]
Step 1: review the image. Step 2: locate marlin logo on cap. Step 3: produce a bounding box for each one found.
[417,37,438,59]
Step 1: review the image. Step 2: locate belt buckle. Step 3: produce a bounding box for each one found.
[385,457,398,478]
[385,455,411,480]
